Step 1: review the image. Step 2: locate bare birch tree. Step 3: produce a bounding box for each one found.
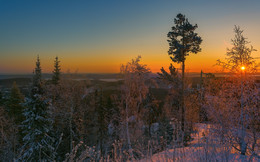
[120,56,150,160]
[207,25,259,157]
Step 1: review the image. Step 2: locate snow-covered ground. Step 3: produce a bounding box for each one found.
[139,123,259,162]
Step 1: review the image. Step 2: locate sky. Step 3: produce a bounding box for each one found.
[0,0,260,74]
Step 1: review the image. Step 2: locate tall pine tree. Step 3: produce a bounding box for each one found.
[167,13,202,137]
[20,56,55,161]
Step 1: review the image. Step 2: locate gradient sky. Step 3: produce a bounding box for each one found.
[1,0,260,74]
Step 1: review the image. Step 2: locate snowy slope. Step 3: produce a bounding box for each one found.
[139,123,259,162]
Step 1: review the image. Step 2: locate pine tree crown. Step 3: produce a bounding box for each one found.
[167,13,202,63]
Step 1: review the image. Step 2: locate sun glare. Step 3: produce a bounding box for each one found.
[241,66,245,71]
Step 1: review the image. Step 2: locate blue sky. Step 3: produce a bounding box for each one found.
[1,0,260,73]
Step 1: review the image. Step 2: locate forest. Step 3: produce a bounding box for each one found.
[0,13,259,162]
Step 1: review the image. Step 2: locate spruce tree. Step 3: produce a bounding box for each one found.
[20,56,55,161]
[7,82,24,124]
[32,55,43,96]
[167,13,202,136]
[52,56,61,85]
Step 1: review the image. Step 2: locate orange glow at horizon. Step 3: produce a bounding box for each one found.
[1,27,259,74]
[1,48,259,74]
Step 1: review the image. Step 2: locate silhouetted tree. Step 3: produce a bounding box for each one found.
[52,56,61,85]
[167,13,202,136]
[31,55,43,96]
[217,25,257,73]
[158,64,182,143]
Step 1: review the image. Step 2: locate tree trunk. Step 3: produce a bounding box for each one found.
[181,27,186,138]
[240,72,246,155]
[125,101,133,160]
[181,60,185,134]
